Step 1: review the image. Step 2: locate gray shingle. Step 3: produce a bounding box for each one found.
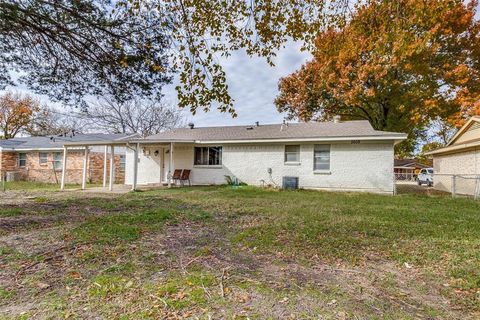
[0,133,131,150]
[144,121,405,142]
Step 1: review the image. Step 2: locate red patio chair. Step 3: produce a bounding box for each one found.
[172,169,182,185]
[180,169,191,187]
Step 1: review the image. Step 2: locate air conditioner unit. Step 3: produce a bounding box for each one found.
[6,172,20,182]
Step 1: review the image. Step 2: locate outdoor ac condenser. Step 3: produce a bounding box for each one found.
[6,172,20,182]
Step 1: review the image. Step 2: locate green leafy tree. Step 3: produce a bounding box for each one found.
[1,0,348,114]
[0,0,171,103]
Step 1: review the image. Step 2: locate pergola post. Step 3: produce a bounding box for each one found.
[81,147,89,190]
[132,143,139,191]
[168,142,174,188]
[103,145,108,188]
[109,145,115,191]
[60,147,68,190]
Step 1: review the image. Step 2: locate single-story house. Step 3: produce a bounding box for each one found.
[426,116,480,196]
[121,120,406,194]
[394,158,432,181]
[0,133,134,184]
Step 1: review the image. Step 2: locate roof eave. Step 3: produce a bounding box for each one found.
[425,140,480,155]
[446,117,480,147]
[133,134,407,145]
[63,140,130,147]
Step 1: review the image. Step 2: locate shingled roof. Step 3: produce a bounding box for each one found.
[0,133,133,150]
[142,120,406,143]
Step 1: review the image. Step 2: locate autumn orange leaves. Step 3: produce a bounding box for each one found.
[275,0,480,153]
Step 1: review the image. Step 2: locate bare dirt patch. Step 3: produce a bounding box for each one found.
[0,187,478,319]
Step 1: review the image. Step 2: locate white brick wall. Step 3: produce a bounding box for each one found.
[126,141,395,194]
[433,148,480,194]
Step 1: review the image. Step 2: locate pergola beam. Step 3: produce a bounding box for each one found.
[60,147,68,190]
[81,147,89,190]
[103,145,108,188]
[168,142,174,188]
[109,145,115,191]
[132,143,139,191]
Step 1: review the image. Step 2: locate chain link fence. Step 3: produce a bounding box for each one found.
[433,173,480,200]
[394,172,418,183]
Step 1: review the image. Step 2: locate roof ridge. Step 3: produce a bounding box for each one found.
[173,120,371,130]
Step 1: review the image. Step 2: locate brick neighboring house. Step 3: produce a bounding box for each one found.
[0,133,135,184]
[394,158,432,181]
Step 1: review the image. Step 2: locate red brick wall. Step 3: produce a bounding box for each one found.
[0,150,125,184]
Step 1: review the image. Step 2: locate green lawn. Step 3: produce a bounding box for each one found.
[0,186,479,319]
[0,181,101,191]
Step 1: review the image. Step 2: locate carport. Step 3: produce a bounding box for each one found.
[60,139,138,191]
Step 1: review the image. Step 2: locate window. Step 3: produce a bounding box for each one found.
[18,153,26,167]
[53,152,63,170]
[39,152,48,165]
[284,145,300,163]
[119,155,126,172]
[314,145,330,171]
[194,146,222,166]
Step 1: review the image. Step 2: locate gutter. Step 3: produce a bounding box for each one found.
[63,140,131,147]
[0,147,85,152]
[130,134,407,145]
[425,140,480,156]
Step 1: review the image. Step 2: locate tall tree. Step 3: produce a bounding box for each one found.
[85,98,185,137]
[0,0,171,103]
[0,91,39,139]
[275,0,480,155]
[26,105,89,136]
[1,0,348,115]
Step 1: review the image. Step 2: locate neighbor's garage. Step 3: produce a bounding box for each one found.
[427,116,480,196]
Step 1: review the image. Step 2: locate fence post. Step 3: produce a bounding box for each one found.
[475,175,479,201]
[1,171,5,192]
[393,172,397,196]
[451,175,456,198]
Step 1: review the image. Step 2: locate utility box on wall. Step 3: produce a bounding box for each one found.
[282,176,299,190]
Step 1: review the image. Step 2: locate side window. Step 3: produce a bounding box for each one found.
[119,155,126,172]
[18,153,26,167]
[194,147,222,166]
[39,152,48,165]
[284,145,300,163]
[53,152,63,170]
[314,145,330,171]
